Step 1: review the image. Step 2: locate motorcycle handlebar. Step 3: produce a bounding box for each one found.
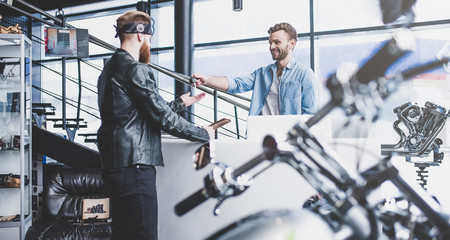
[175,135,278,217]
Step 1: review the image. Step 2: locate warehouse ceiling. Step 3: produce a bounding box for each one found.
[23,0,109,11]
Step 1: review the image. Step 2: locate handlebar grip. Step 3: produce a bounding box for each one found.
[174,188,209,216]
[356,31,413,84]
[356,41,405,84]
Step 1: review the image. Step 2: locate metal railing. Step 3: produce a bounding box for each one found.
[33,57,249,139]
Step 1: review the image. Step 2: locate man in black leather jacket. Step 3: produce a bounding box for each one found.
[97,11,214,240]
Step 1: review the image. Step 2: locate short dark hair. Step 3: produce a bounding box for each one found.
[116,10,151,41]
[268,22,297,42]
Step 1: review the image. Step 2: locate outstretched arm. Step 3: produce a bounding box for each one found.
[191,73,229,91]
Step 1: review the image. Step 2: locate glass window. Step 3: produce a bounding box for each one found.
[315,33,391,107]
[315,0,383,31]
[70,14,121,55]
[155,5,174,48]
[155,51,176,96]
[414,0,450,22]
[387,28,450,108]
[315,27,450,120]
[315,0,450,32]
[193,39,312,78]
[193,0,310,44]
[316,33,391,83]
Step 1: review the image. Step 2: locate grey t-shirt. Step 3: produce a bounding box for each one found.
[261,73,280,115]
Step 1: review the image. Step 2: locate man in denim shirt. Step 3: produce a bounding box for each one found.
[192,22,318,116]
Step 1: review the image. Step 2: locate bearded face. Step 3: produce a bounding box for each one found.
[269,30,294,61]
[139,41,150,64]
[271,44,290,61]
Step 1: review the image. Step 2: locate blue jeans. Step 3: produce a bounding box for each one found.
[102,164,158,240]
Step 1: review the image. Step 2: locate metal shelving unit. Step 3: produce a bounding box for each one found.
[0,34,32,240]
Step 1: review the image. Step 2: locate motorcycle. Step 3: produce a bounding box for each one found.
[174,0,450,239]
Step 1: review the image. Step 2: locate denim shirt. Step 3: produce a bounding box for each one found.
[226,58,318,116]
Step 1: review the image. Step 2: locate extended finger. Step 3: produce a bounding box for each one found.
[196,93,206,99]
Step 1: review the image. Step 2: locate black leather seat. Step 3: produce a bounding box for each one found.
[26,168,112,240]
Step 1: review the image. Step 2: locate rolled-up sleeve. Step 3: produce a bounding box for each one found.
[226,69,258,94]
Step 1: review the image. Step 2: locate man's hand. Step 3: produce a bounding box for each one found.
[191,74,229,91]
[202,125,215,139]
[191,73,209,87]
[180,92,206,107]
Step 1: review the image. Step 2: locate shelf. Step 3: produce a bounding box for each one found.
[0,82,21,90]
[0,147,21,151]
[0,141,29,152]
[0,220,20,228]
[0,185,30,189]
[0,215,30,228]
[0,175,30,188]
[0,150,20,158]
[0,181,30,188]
[0,38,20,47]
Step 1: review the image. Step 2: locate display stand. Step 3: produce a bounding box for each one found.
[0,34,32,240]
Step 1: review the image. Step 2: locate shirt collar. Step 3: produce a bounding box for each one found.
[285,57,296,70]
[271,57,296,72]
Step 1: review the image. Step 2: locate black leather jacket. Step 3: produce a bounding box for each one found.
[97,49,209,169]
